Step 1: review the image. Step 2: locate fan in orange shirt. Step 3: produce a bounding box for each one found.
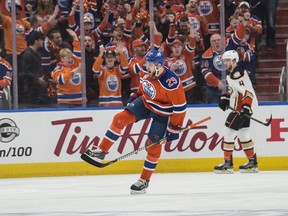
[92,41,128,107]
[50,29,86,107]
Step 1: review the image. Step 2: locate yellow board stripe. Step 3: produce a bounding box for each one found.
[1,156,288,178]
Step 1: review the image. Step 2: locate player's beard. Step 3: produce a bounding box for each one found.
[149,71,156,78]
[149,66,163,79]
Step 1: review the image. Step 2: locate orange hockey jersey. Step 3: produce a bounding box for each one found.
[51,40,85,105]
[197,0,220,34]
[1,15,30,55]
[93,53,128,106]
[137,66,187,127]
[165,24,197,92]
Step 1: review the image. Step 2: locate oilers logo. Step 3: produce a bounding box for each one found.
[170,60,187,76]
[213,55,225,71]
[84,13,95,29]
[142,80,156,99]
[188,17,200,31]
[70,73,81,85]
[106,75,119,91]
[16,24,25,35]
[198,1,213,16]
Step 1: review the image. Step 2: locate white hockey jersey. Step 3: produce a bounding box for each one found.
[226,66,258,113]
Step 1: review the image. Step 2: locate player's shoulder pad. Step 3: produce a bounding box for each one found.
[230,65,244,80]
[159,67,181,90]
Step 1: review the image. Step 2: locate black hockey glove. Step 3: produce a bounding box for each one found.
[218,94,230,111]
[166,125,181,142]
[240,104,252,119]
[127,92,139,104]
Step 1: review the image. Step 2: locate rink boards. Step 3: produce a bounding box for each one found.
[0,104,288,178]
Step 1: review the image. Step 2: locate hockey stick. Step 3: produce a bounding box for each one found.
[228,107,272,126]
[81,116,212,168]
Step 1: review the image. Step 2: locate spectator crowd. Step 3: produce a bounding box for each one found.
[0,0,279,109]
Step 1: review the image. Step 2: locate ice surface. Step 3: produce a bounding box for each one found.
[0,171,288,216]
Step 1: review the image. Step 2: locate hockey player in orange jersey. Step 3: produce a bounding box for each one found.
[51,29,86,107]
[92,42,128,106]
[214,50,258,174]
[83,49,187,194]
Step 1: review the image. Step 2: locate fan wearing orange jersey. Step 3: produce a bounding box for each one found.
[50,29,86,107]
[92,42,128,107]
[0,1,30,73]
[164,15,196,103]
[0,0,26,19]
[197,0,220,35]
[84,49,187,194]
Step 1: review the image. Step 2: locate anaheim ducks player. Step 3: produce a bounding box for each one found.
[84,50,187,194]
[214,50,259,174]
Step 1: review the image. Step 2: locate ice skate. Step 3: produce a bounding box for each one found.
[214,156,234,174]
[239,154,259,173]
[130,179,149,195]
[84,146,107,163]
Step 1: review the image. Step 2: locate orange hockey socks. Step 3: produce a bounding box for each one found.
[140,140,162,180]
[223,141,234,160]
[240,140,255,159]
[99,110,136,153]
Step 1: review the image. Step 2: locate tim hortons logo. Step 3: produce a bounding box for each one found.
[51,117,225,156]
[51,117,283,156]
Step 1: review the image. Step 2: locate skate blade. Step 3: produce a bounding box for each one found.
[214,169,234,174]
[239,167,259,173]
[130,189,147,195]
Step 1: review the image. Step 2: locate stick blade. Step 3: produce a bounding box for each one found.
[80,153,106,168]
[265,114,273,126]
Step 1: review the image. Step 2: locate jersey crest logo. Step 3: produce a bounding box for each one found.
[170,59,187,76]
[142,80,156,99]
[213,55,225,71]
[188,17,200,31]
[232,71,241,79]
[198,1,213,16]
[16,24,25,35]
[70,73,81,85]
[84,13,95,29]
[106,75,119,91]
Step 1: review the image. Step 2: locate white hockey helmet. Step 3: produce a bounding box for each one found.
[222,50,239,63]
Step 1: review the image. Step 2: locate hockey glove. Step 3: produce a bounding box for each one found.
[127,92,139,104]
[218,94,230,111]
[240,104,252,119]
[166,125,181,142]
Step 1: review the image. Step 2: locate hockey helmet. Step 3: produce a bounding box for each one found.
[222,50,239,63]
[145,50,165,66]
[145,50,165,78]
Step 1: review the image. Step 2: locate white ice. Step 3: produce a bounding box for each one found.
[0,171,288,216]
